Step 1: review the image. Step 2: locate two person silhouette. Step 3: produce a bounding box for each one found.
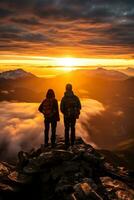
[38,83,81,148]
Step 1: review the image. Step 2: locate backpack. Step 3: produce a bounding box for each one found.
[64,96,80,118]
[42,98,55,118]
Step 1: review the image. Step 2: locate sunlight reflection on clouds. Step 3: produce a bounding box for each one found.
[0,99,105,161]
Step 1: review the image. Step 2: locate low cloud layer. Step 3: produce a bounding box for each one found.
[0,98,133,162]
[0,99,105,161]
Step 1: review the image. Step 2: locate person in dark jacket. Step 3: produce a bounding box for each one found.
[60,84,81,147]
[38,89,60,147]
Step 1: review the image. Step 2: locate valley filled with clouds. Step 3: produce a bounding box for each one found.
[0,99,105,161]
[1,98,133,162]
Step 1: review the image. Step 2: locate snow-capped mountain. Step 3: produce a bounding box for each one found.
[0,69,35,79]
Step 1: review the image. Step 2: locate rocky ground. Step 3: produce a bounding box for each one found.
[0,138,134,200]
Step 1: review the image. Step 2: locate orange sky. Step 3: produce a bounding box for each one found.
[0,55,134,77]
[0,0,134,74]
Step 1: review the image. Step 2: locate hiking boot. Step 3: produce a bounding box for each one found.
[44,143,49,148]
[64,144,70,150]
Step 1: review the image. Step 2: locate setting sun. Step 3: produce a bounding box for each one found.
[56,57,79,67]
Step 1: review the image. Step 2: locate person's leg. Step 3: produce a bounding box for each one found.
[44,119,50,146]
[64,117,70,147]
[51,120,57,147]
[71,118,76,146]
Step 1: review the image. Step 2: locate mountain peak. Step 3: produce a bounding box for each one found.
[96,67,106,71]
[0,68,36,79]
[0,138,133,200]
[126,67,134,72]
[14,68,26,72]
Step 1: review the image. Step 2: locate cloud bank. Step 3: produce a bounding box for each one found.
[0,99,105,161]
[0,98,133,162]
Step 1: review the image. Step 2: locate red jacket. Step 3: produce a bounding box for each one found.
[38,98,60,121]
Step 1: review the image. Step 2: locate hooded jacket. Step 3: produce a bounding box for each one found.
[38,98,60,121]
[60,91,81,118]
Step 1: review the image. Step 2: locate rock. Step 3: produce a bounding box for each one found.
[73,181,103,200]
[8,171,32,184]
[0,183,14,192]
[116,189,134,200]
[101,177,134,200]
[53,149,74,161]
[55,177,74,200]
[51,165,65,180]
[1,162,15,170]
[17,151,29,172]
[0,162,10,177]
[23,150,74,174]
[0,137,133,200]
[23,158,41,174]
[82,178,98,190]
[55,184,74,194]
[82,151,103,166]
[40,171,51,183]
[63,161,80,173]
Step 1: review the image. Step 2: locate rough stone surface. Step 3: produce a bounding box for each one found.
[0,138,133,200]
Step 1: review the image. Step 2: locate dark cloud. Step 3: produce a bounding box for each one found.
[0,32,48,43]
[0,7,13,18]
[11,17,42,25]
[20,33,47,42]
[0,0,133,56]
[33,0,134,21]
[0,24,25,33]
[0,0,37,9]
[34,1,113,21]
[103,23,134,46]
[79,21,134,48]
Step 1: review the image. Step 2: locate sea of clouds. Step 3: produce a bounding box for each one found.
[0,99,105,161]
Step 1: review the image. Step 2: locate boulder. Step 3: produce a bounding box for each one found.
[8,171,32,184]
[73,181,103,200]
[0,162,10,177]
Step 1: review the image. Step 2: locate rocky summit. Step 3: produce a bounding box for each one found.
[0,138,134,200]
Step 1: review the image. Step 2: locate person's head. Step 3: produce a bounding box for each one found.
[46,89,55,99]
[66,83,72,92]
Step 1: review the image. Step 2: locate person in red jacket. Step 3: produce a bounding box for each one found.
[38,89,60,147]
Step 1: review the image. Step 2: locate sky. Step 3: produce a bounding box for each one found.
[0,0,134,70]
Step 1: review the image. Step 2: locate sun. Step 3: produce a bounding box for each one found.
[59,57,77,67]
[58,57,77,67]
[56,57,78,71]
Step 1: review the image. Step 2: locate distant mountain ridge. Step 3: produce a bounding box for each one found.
[119,67,134,76]
[76,67,128,80]
[0,67,133,102]
[0,67,129,80]
[126,67,134,72]
[0,68,36,79]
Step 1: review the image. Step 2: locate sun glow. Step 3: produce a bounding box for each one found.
[56,57,78,67]
[0,55,134,69]
[55,57,80,71]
